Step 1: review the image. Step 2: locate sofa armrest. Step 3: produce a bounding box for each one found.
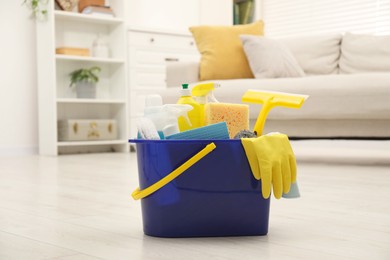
[166,61,200,88]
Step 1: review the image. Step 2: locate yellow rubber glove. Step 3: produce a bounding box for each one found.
[241,133,297,199]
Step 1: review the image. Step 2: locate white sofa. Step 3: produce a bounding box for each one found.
[159,33,390,138]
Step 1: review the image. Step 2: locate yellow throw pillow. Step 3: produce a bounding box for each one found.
[189,21,264,80]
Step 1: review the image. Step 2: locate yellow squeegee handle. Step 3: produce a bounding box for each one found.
[131,142,216,200]
[253,99,273,136]
[253,98,303,136]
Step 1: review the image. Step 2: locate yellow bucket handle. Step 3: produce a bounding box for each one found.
[132,142,217,200]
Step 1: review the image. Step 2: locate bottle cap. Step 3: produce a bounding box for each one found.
[181,83,191,96]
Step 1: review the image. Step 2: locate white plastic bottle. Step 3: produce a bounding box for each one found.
[142,95,192,139]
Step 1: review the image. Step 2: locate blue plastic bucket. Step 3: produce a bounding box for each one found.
[130,139,270,238]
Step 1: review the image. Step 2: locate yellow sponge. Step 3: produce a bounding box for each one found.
[205,103,249,138]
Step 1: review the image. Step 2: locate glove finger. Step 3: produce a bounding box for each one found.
[272,163,283,199]
[241,139,261,180]
[289,155,297,183]
[260,165,272,199]
[282,158,291,194]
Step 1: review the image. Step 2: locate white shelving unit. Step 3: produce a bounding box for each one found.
[36,0,128,155]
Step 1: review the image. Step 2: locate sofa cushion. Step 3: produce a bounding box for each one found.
[159,73,390,121]
[240,35,305,78]
[215,73,390,120]
[189,21,264,81]
[166,61,200,87]
[279,34,342,75]
[339,33,390,74]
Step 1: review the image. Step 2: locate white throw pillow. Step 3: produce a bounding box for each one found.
[339,33,390,73]
[279,34,342,75]
[240,35,305,78]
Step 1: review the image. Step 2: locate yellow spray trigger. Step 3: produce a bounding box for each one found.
[242,90,308,136]
[191,82,220,97]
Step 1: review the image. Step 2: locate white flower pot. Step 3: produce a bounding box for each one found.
[76,82,96,99]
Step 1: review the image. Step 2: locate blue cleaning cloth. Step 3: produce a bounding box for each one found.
[282,182,301,198]
[165,122,230,140]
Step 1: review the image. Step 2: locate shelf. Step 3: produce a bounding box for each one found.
[57,140,128,147]
[56,55,125,64]
[57,98,126,104]
[54,10,124,25]
[37,0,128,155]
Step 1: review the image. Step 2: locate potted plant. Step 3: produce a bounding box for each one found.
[69,66,101,99]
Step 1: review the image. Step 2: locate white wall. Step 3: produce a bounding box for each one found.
[0,2,38,155]
[199,0,233,26]
[125,0,232,31]
[126,0,200,32]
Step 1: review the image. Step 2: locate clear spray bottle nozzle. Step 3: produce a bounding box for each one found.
[163,104,193,127]
[191,82,220,104]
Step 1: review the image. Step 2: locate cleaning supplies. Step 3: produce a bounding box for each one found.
[234,130,257,139]
[241,133,297,199]
[242,89,308,136]
[137,118,160,140]
[191,82,220,104]
[282,182,300,198]
[190,82,250,138]
[241,90,308,199]
[204,103,249,138]
[165,122,230,140]
[144,94,193,139]
[177,84,202,131]
[191,82,220,127]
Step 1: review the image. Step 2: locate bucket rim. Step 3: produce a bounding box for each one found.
[129,139,241,144]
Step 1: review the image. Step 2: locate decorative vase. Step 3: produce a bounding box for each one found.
[76,81,96,99]
[92,34,110,58]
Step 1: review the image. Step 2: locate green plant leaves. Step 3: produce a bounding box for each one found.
[69,67,102,87]
[23,0,48,19]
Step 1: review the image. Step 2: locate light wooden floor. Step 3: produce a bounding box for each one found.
[1,141,390,260]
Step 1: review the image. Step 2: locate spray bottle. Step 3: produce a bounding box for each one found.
[143,95,193,139]
[160,105,193,137]
[177,84,202,131]
[191,82,220,126]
